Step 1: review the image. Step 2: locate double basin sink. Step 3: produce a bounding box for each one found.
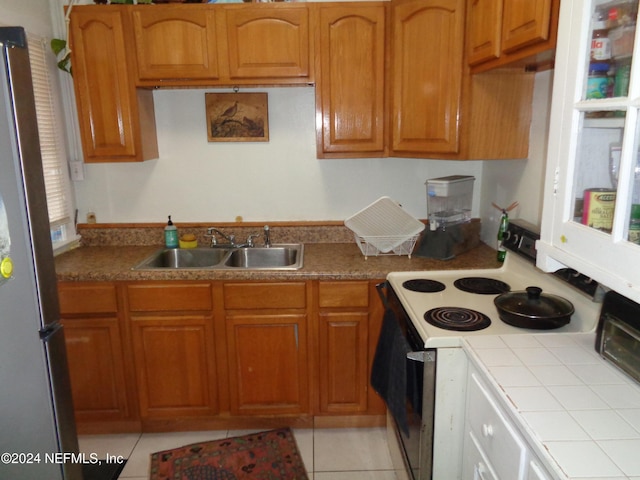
[133,244,304,270]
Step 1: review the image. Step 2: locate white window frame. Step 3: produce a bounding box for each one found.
[26,31,78,254]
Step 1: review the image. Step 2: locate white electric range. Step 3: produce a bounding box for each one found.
[380,220,604,480]
[387,249,600,349]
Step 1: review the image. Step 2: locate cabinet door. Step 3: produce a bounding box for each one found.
[538,0,640,304]
[318,311,369,413]
[62,318,131,423]
[131,6,219,81]
[223,5,310,81]
[131,316,218,418]
[226,313,308,415]
[467,0,503,65]
[391,0,465,154]
[70,7,157,163]
[70,8,136,160]
[501,0,552,53]
[316,4,386,157]
[317,281,370,414]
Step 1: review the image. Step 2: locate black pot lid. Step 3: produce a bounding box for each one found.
[494,286,574,318]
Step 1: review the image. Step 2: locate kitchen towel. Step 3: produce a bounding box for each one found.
[370,308,411,436]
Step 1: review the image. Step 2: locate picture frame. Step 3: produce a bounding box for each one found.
[206,92,269,142]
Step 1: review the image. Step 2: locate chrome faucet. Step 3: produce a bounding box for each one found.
[206,227,262,248]
[205,227,236,248]
[264,225,271,247]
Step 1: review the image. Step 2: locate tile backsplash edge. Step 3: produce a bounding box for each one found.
[77,224,358,247]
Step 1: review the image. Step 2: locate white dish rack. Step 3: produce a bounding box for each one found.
[344,197,425,258]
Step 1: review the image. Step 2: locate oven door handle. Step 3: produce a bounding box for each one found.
[376,282,390,310]
[407,351,436,363]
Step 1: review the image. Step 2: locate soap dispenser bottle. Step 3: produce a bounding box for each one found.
[165,215,178,248]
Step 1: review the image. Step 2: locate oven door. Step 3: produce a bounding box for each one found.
[379,283,437,480]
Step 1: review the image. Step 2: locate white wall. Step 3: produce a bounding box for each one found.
[8,0,554,237]
[0,0,54,35]
[74,86,484,223]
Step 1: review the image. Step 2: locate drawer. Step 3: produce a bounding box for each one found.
[318,281,369,308]
[127,283,213,312]
[467,371,527,479]
[223,282,306,310]
[58,283,118,315]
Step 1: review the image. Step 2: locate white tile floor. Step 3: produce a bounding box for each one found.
[79,427,397,480]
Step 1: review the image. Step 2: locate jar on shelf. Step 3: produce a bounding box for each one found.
[591,20,612,61]
[587,62,612,99]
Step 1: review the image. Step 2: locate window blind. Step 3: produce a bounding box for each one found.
[26,33,71,229]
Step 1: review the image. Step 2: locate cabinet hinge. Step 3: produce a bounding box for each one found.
[553,167,560,195]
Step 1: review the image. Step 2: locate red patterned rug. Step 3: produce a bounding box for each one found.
[149,427,309,480]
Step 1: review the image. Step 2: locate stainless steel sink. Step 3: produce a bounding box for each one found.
[133,248,231,269]
[132,244,303,270]
[224,245,303,269]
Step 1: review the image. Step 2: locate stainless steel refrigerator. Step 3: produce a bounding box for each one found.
[0,27,81,480]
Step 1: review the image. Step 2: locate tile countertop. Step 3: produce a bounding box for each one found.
[54,242,501,282]
[465,333,640,480]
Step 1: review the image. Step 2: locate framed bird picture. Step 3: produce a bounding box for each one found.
[205,92,269,142]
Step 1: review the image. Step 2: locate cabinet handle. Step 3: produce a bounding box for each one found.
[294,324,299,350]
[481,424,494,437]
[474,462,490,480]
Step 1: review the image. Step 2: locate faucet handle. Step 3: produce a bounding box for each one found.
[246,233,261,247]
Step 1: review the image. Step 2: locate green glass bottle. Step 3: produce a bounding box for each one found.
[497,211,509,262]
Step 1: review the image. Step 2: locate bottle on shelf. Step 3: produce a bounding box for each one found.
[497,211,509,263]
[591,20,611,61]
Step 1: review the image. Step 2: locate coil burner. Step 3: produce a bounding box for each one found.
[402,279,447,293]
[424,307,491,331]
[454,277,510,295]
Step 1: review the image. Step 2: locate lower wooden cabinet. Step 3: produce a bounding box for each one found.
[317,280,385,416]
[318,281,369,413]
[62,317,131,423]
[130,315,218,418]
[127,283,218,419]
[58,282,137,429]
[318,311,369,413]
[223,282,309,415]
[225,313,309,415]
[59,278,385,431]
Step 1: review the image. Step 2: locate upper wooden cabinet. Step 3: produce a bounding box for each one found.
[389,0,535,160]
[390,0,465,156]
[131,3,312,86]
[501,0,552,52]
[69,6,158,163]
[467,0,560,73]
[224,5,311,81]
[315,3,387,158]
[131,6,220,81]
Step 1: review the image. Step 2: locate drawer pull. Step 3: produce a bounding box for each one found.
[481,424,494,437]
[475,462,490,480]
